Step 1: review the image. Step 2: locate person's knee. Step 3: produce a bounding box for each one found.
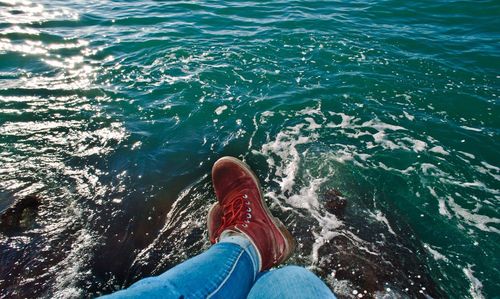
[248,265,335,299]
[278,265,319,280]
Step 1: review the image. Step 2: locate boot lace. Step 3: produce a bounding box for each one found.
[216,192,252,237]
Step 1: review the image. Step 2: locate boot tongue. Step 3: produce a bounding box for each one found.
[216,177,254,200]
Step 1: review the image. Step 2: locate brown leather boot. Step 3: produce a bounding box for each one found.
[210,156,296,271]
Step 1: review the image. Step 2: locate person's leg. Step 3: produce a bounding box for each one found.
[100,233,260,299]
[100,156,326,298]
[247,265,336,299]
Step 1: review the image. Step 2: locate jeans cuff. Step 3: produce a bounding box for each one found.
[220,235,260,277]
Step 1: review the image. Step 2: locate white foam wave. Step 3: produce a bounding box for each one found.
[403,110,415,121]
[429,146,449,155]
[261,122,317,194]
[371,210,396,235]
[447,196,500,234]
[51,229,97,299]
[423,243,449,262]
[427,187,452,218]
[463,265,484,299]
[257,105,346,264]
[251,101,499,286]
[214,105,227,115]
[476,161,500,182]
[440,178,499,195]
[457,151,476,160]
[460,125,482,132]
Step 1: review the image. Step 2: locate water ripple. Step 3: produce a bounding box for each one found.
[1,0,499,298]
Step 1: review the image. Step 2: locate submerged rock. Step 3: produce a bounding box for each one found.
[286,189,444,298]
[315,231,443,298]
[324,188,347,216]
[0,195,41,231]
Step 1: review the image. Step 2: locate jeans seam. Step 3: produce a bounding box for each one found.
[206,250,245,299]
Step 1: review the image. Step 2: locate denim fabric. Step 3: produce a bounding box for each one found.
[99,236,336,299]
[248,266,336,299]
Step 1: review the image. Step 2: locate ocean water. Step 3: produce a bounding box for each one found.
[0,0,498,298]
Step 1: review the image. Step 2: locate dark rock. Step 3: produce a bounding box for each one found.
[0,195,41,231]
[324,189,347,215]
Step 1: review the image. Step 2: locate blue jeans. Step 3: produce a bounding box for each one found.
[101,236,336,298]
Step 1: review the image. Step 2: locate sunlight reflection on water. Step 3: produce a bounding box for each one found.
[0,2,131,297]
[1,0,499,298]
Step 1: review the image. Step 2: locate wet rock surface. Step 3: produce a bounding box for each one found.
[306,190,444,298]
[0,179,445,299]
[315,230,443,298]
[0,195,41,233]
[323,189,348,216]
[119,182,444,299]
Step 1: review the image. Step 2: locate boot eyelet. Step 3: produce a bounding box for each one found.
[242,224,248,227]
[244,219,250,223]
[247,207,252,212]
[246,213,252,219]
[243,194,248,199]
[245,201,250,205]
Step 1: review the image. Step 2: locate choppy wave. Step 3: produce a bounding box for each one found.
[1,0,499,298]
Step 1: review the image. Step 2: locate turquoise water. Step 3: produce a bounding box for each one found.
[0,0,499,297]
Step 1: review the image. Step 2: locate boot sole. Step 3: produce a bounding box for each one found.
[214,156,296,265]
